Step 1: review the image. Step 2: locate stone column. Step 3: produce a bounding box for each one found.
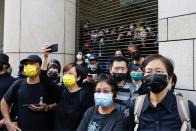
[0,0,4,50]
[159,0,196,102]
[3,0,76,76]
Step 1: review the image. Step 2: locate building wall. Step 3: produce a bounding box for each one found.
[3,0,76,76]
[0,0,4,50]
[159,0,196,102]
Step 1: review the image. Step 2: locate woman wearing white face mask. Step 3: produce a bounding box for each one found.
[76,51,87,70]
[78,74,127,131]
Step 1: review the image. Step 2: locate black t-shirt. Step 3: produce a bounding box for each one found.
[4,79,53,130]
[77,61,87,71]
[39,70,94,130]
[54,88,94,130]
[84,67,104,78]
[124,91,196,130]
[77,106,126,131]
[0,73,16,119]
[0,73,16,100]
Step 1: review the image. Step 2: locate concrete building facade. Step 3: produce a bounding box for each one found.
[159,0,196,102]
[2,0,76,76]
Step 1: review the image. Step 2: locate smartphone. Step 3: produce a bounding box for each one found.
[23,104,42,107]
[47,43,58,52]
[87,74,93,78]
[23,104,31,107]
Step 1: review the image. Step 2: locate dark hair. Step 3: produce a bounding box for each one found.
[130,63,141,72]
[76,51,83,56]
[47,59,61,73]
[128,43,140,51]
[0,63,9,71]
[172,73,177,88]
[96,73,118,98]
[109,56,129,68]
[113,49,125,56]
[142,54,174,78]
[18,64,24,72]
[0,63,3,71]
[63,62,84,86]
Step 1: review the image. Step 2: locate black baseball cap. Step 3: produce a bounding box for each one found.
[20,55,42,65]
[0,53,10,67]
[89,54,98,61]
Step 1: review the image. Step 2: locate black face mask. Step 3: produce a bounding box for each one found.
[143,74,168,93]
[47,72,59,81]
[113,73,127,82]
[132,51,141,60]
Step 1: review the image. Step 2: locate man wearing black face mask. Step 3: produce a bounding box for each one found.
[109,56,136,104]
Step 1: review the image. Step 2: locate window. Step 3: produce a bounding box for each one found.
[76,0,158,70]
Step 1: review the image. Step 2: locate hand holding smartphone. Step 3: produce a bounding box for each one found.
[47,43,58,53]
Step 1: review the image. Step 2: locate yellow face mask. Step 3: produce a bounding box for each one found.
[63,74,77,88]
[23,64,39,77]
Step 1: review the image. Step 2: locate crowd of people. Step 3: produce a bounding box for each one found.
[0,42,196,131]
[82,21,158,53]
[81,21,158,71]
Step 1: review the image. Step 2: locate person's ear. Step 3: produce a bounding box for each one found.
[167,77,173,90]
[168,76,172,83]
[3,64,8,70]
[109,67,112,75]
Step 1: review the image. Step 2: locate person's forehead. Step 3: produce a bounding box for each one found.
[48,68,58,72]
[96,81,111,90]
[112,61,127,67]
[65,66,77,73]
[145,59,166,70]
[25,61,39,65]
[90,60,97,63]
[77,52,82,55]
[115,51,122,54]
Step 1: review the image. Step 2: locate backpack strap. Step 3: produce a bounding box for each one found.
[175,95,192,131]
[134,94,146,131]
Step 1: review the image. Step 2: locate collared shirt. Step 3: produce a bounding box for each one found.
[130,83,149,101]
[125,91,196,131]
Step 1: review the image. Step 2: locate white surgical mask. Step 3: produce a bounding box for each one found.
[94,93,113,108]
[90,64,98,71]
[76,54,82,60]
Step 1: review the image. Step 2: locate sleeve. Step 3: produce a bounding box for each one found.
[3,80,20,106]
[39,70,63,102]
[84,90,95,108]
[188,100,196,129]
[77,107,94,131]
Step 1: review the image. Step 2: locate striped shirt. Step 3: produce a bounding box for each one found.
[115,82,136,104]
